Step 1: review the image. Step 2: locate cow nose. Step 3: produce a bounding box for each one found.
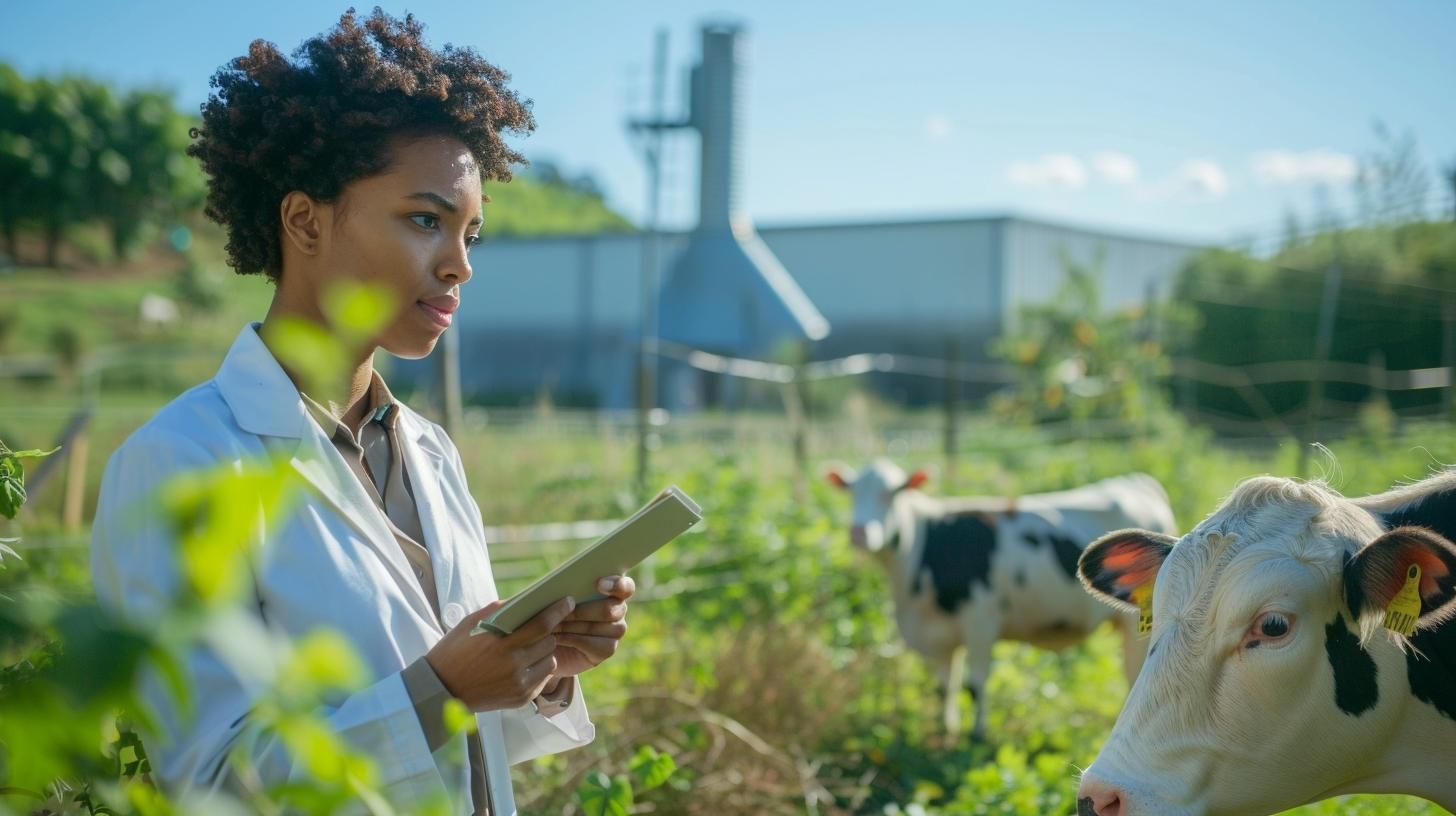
[850,525,867,548]
[1078,778,1124,816]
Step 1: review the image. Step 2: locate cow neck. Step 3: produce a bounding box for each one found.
[883,490,933,590]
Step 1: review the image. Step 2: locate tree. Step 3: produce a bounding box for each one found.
[991,250,1191,425]
[1353,121,1430,226]
[25,77,98,267]
[96,89,203,260]
[0,64,37,262]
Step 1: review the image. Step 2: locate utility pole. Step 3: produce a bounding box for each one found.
[631,29,672,502]
[437,319,463,436]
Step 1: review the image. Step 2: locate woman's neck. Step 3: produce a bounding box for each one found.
[260,294,376,430]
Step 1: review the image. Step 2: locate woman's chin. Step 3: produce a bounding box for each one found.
[378,334,440,361]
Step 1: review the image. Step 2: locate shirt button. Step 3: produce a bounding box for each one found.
[442,602,465,628]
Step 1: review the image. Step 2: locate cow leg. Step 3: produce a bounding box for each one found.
[959,614,998,741]
[933,647,965,737]
[1115,610,1149,687]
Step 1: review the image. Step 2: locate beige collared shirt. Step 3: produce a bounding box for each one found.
[301,371,571,814]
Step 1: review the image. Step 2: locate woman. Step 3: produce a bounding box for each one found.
[90,10,629,814]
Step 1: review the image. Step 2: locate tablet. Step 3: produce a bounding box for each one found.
[472,485,703,636]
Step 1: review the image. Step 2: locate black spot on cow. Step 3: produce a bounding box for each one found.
[1363,492,1456,719]
[1407,608,1456,721]
[1384,487,1456,543]
[913,512,997,614]
[1324,614,1379,716]
[1046,533,1085,580]
[1022,532,1041,548]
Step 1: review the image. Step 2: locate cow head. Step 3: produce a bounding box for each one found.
[825,459,929,553]
[1074,476,1456,816]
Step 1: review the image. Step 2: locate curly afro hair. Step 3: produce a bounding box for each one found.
[186,7,535,279]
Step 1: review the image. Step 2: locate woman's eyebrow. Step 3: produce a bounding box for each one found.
[406,191,484,225]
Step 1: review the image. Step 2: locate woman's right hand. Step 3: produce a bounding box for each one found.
[424,596,576,711]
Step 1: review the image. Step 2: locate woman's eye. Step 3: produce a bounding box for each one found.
[465,233,482,248]
[409,214,440,230]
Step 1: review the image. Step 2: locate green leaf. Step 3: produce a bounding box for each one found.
[321,281,398,344]
[163,457,299,605]
[5,446,61,459]
[260,316,349,398]
[277,629,368,700]
[443,698,478,737]
[576,770,633,816]
[1,475,25,520]
[628,745,676,791]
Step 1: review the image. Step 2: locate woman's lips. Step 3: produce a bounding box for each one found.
[417,300,454,328]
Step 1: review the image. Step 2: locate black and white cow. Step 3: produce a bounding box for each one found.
[1076,472,1456,816]
[827,459,1178,739]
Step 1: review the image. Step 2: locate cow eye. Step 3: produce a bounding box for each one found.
[1245,611,1295,649]
[1260,613,1290,638]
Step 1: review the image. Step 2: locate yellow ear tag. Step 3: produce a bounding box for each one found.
[1384,563,1422,637]
[1131,582,1154,637]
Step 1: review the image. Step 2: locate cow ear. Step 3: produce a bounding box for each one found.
[904,469,930,491]
[1343,526,1456,634]
[1078,528,1177,612]
[825,463,853,490]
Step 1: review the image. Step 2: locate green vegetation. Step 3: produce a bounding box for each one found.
[3,60,1453,816]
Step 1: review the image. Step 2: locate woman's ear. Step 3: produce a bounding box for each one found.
[1078,528,1177,612]
[280,190,325,256]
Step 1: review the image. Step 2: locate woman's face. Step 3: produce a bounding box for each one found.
[320,133,483,360]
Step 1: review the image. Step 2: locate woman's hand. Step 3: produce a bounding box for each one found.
[550,574,635,678]
[425,596,576,712]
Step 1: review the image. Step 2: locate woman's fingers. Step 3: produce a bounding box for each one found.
[520,652,559,700]
[564,597,627,623]
[555,619,627,638]
[512,597,576,643]
[555,633,620,661]
[596,574,636,600]
[516,632,558,666]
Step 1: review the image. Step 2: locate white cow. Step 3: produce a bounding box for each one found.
[827,459,1177,739]
[1076,472,1456,816]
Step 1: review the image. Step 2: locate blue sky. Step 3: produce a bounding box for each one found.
[5,1,1453,244]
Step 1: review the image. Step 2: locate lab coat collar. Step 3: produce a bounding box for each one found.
[215,323,443,628]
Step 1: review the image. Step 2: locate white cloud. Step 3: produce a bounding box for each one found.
[924,113,952,141]
[1251,149,1359,185]
[1006,154,1087,189]
[1092,151,1139,185]
[1178,159,1229,198]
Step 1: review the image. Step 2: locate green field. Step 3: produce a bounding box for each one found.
[2,254,1452,814]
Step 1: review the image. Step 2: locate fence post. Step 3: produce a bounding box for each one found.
[61,427,90,532]
[789,355,810,500]
[943,336,961,492]
[1299,256,1343,477]
[1443,295,1455,418]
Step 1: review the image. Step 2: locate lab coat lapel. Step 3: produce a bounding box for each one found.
[396,412,459,608]
[216,324,438,628]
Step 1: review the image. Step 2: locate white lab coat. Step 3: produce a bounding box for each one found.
[91,323,593,815]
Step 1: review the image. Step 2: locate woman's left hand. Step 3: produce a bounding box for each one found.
[550,574,635,677]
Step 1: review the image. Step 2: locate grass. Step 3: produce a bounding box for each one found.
[3,232,1452,814]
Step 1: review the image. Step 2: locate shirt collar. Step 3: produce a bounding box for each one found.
[300,369,400,442]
